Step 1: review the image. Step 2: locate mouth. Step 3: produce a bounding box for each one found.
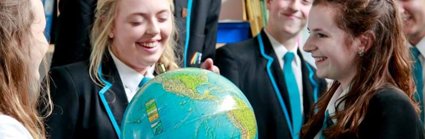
[313,56,328,63]
[282,13,301,19]
[137,41,160,49]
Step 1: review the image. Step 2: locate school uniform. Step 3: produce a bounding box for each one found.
[303,86,424,139]
[215,29,328,139]
[45,51,154,139]
[174,0,221,67]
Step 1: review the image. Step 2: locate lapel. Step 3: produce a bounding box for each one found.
[259,30,318,122]
[257,30,296,136]
[99,53,129,127]
[298,51,315,120]
[260,31,292,112]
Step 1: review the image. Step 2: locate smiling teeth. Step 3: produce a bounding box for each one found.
[315,57,327,62]
[141,42,158,48]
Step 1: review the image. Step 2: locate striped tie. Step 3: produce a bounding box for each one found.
[283,52,302,139]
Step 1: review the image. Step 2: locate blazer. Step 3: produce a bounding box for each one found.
[174,0,221,67]
[50,0,96,67]
[50,0,221,68]
[302,86,425,139]
[46,54,127,139]
[215,30,328,139]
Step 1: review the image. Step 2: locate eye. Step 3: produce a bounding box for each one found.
[157,13,170,23]
[302,0,313,5]
[130,22,142,26]
[316,33,328,38]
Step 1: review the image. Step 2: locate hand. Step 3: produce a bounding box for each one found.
[200,58,220,74]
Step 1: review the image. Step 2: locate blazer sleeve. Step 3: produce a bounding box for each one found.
[359,89,424,139]
[215,46,240,87]
[202,0,221,60]
[45,68,80,139]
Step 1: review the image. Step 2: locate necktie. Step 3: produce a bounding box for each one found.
[138,77,152,88]
[320,111,334,139]
[411,47,424,122]
[283,52,302,138]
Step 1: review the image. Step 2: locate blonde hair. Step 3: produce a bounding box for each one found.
[89,0,179,85]
[0,0,48,138]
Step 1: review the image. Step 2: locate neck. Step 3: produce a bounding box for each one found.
[338,72,356,92]
[265,27,298,50]
[110,47,149,75]
[408,33,425,46]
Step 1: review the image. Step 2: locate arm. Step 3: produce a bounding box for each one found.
[360,89,424,139]
[45,68,80,139]
[215,46,240,87]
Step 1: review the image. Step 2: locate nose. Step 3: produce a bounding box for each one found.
[146,20,160,36]
[288,0,301,13]
[303,36,316,53]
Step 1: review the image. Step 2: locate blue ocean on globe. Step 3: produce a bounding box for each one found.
[121,68,257,139]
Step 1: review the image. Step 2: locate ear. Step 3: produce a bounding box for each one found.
[109,27,115,38]
[109,32,114,38]
[357,31,375,54]
[266,0,272,10]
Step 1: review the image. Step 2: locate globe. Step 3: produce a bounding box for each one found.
[121,68,257,139]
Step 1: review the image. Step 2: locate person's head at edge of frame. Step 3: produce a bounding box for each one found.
[302,0,417,138]
[89,0,179,85]
[0,0,50,138]
[265,0,313,47]
[396,0,425,46]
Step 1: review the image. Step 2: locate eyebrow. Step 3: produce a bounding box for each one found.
[307,27,325,32]
[129,10,170,17]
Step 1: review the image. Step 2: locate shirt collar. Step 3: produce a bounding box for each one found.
[264,29,300,66]
[412,37,425,58]
[109,50,155,94]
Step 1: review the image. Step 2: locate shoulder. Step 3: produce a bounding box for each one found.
[50,60,90,74]
[49,61,90,79]
[0,115,32,139]
[367,86,418,120]
[216,38,259,59]
[371,86,412,106]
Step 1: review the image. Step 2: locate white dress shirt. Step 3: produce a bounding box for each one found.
[265,30,304,113]
[314,86,349,139]
[110,50,155,102]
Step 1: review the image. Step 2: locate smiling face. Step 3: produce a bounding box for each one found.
[266,0,312,39]
[110,0,173,73]
[397,0,425,45]
[304,5,361,86]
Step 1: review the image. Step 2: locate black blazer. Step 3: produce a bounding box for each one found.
[215,30,328,139]
[46,54,127,139]
[302,86,425,139]
[50,0,96,67]
[174,0,221,67]
[51,0,221,68]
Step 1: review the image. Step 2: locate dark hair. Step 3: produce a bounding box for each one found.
[301,0,417,138]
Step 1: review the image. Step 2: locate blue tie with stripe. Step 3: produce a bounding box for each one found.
[411,47,424,122]
[283,52,302,138]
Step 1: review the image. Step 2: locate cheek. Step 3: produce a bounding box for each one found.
[160,22,173,40]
